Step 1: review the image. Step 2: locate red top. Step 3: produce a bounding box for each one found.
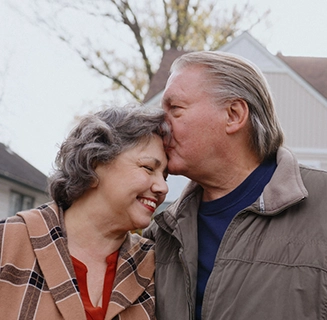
[72,250,119,320]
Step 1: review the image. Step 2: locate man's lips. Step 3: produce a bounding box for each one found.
[164,145,174,152]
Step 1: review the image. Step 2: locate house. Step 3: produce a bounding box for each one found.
[145,32,327,206]
[0,142,50,219]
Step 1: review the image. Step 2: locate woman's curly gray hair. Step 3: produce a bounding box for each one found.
[48,104,169,210]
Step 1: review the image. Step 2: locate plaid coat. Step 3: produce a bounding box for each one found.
[0,202,156,320]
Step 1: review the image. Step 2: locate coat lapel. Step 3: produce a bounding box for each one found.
[18,203,86,320]
[105,233,155,319]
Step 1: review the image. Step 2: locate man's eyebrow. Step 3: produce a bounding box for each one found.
[162,96,172,105]
[163,94,187,106]
[163,92,181,104]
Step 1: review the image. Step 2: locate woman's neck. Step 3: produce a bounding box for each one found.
[64,201,126,263]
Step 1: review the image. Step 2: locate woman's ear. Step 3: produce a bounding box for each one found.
[90,177,99,188]
[225,99,249,134]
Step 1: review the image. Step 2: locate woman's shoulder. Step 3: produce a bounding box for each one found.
[0,215,26,238]
[127,231,154,246]
[119,232,155,257]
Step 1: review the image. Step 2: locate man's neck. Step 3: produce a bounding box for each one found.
[200,155,261,201]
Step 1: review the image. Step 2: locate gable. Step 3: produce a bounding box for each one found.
[219,32,286,72]
[277,54,327,100]
[0,142,48,192]
[143,48,187,105]
[144,32,327,107]
[219,32,327,107]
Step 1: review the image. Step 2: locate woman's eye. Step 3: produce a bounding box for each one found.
[143,165,154,172]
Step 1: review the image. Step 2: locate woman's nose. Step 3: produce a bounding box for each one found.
[152,175,169,196]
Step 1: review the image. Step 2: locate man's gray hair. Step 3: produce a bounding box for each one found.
[171,51,284,160]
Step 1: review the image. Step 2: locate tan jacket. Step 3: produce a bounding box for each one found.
[144,147,327,320]
[0,202,156,320]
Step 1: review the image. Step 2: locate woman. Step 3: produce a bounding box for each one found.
[0,105,169,320]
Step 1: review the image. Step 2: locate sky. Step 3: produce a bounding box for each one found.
[1,0,327,184]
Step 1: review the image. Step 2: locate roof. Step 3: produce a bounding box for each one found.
[0,142,48,193]
[143,47,327,103]
[143,48,187,103]
[277,53,327,99]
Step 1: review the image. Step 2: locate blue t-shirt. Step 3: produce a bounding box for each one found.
[195,158,277,320]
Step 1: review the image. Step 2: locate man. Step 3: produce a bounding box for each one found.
[144,51,327,320]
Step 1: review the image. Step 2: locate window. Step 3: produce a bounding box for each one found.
[9,191,34,216]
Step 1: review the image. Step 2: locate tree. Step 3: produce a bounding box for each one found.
[28,0,269,102]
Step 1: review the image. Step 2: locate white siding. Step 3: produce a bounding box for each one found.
[264,73,327,170]
[266,73,327,149]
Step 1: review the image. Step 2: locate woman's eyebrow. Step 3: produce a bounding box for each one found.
[139,157,162,167]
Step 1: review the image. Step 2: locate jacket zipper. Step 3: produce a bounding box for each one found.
[201,210,247,319]
[179,247,195,320]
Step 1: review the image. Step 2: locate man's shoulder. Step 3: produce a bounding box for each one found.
[299,164,327,184]
[297,165,327,212]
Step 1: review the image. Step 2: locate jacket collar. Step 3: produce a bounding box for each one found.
[250,147,308,216]
[157,147,308,232]
[155,181,202,242]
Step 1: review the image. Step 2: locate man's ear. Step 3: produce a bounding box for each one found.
[225,99,249,134]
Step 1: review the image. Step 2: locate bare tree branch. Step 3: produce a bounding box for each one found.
[110,0,153,80]
[15,0,269,101]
